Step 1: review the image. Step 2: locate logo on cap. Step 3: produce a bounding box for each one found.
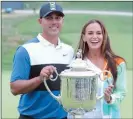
[50,2,56,10]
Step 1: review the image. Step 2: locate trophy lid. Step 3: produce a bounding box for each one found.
[68,49,88,71]
[69,58,87,71]
[60,49,97,78]
[60,70,96,78]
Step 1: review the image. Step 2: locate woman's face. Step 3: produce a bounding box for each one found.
[83,22,103,51]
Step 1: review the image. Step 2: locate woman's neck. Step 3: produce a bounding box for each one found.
[87,50,103,60]
[87,50,105,70]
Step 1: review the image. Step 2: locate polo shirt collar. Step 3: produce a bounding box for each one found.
[37,33,62,48]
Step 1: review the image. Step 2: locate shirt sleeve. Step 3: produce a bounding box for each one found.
[10,46,31,82]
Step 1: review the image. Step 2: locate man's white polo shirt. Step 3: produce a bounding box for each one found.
[23,33,74,66]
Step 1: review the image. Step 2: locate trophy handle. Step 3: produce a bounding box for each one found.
[85,68,113,100]
[43,69,61,103]
[96,70,113,100]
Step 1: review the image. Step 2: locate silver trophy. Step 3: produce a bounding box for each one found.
[44,49,112,118]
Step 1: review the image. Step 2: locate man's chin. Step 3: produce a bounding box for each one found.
[49,32,59,36]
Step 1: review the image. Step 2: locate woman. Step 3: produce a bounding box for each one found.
[75,19,127,118]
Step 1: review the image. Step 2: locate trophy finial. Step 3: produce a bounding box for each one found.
[76,49,82,59]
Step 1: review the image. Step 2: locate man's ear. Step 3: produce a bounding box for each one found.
[38,18,42,24]
[62,17,64,23]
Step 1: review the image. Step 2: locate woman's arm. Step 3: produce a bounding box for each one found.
[108,62,127,105]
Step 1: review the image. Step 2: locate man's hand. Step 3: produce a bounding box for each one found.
[40,65,56,81]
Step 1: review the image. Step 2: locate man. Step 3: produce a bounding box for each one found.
[10,2,74,119]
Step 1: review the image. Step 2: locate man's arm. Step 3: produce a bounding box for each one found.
[10,46,42,95]
[10,46,56,95]
[10,76,42,95]
[10,64,56,95]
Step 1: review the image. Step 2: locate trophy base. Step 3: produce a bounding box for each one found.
[67,107,97,119]
[71,114,84,119]
[68,108,85,119]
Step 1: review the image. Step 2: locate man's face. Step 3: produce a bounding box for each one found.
[39,12,64,36]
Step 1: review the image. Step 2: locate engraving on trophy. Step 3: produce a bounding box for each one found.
[89,77,92,98]
[66,78,73,98]
[90,77,97,100]
[73,78,90,101]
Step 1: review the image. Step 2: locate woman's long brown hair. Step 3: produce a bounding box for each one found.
[77,19,125,86]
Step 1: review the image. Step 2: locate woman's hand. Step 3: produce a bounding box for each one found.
[104,85,114,103]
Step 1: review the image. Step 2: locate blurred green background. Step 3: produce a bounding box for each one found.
[2,1,132,119]
[23,1,132,11]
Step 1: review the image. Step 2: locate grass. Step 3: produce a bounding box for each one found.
[62,1,133,12]
[120,70,133,118]
[2,14,132,70]
[2,70,132,118]
[23,1,133,12]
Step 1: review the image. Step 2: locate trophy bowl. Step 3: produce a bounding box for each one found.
[59,69,98,112]
[43,49,112,118]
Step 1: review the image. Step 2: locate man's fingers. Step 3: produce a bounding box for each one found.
[40,66,57,80]
[41,72,49,79]
[43,66,56,74]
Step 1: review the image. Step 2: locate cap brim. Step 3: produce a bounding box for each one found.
[43,11,64,17]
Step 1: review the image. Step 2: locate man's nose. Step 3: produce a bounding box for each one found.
[52,18,58,23]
